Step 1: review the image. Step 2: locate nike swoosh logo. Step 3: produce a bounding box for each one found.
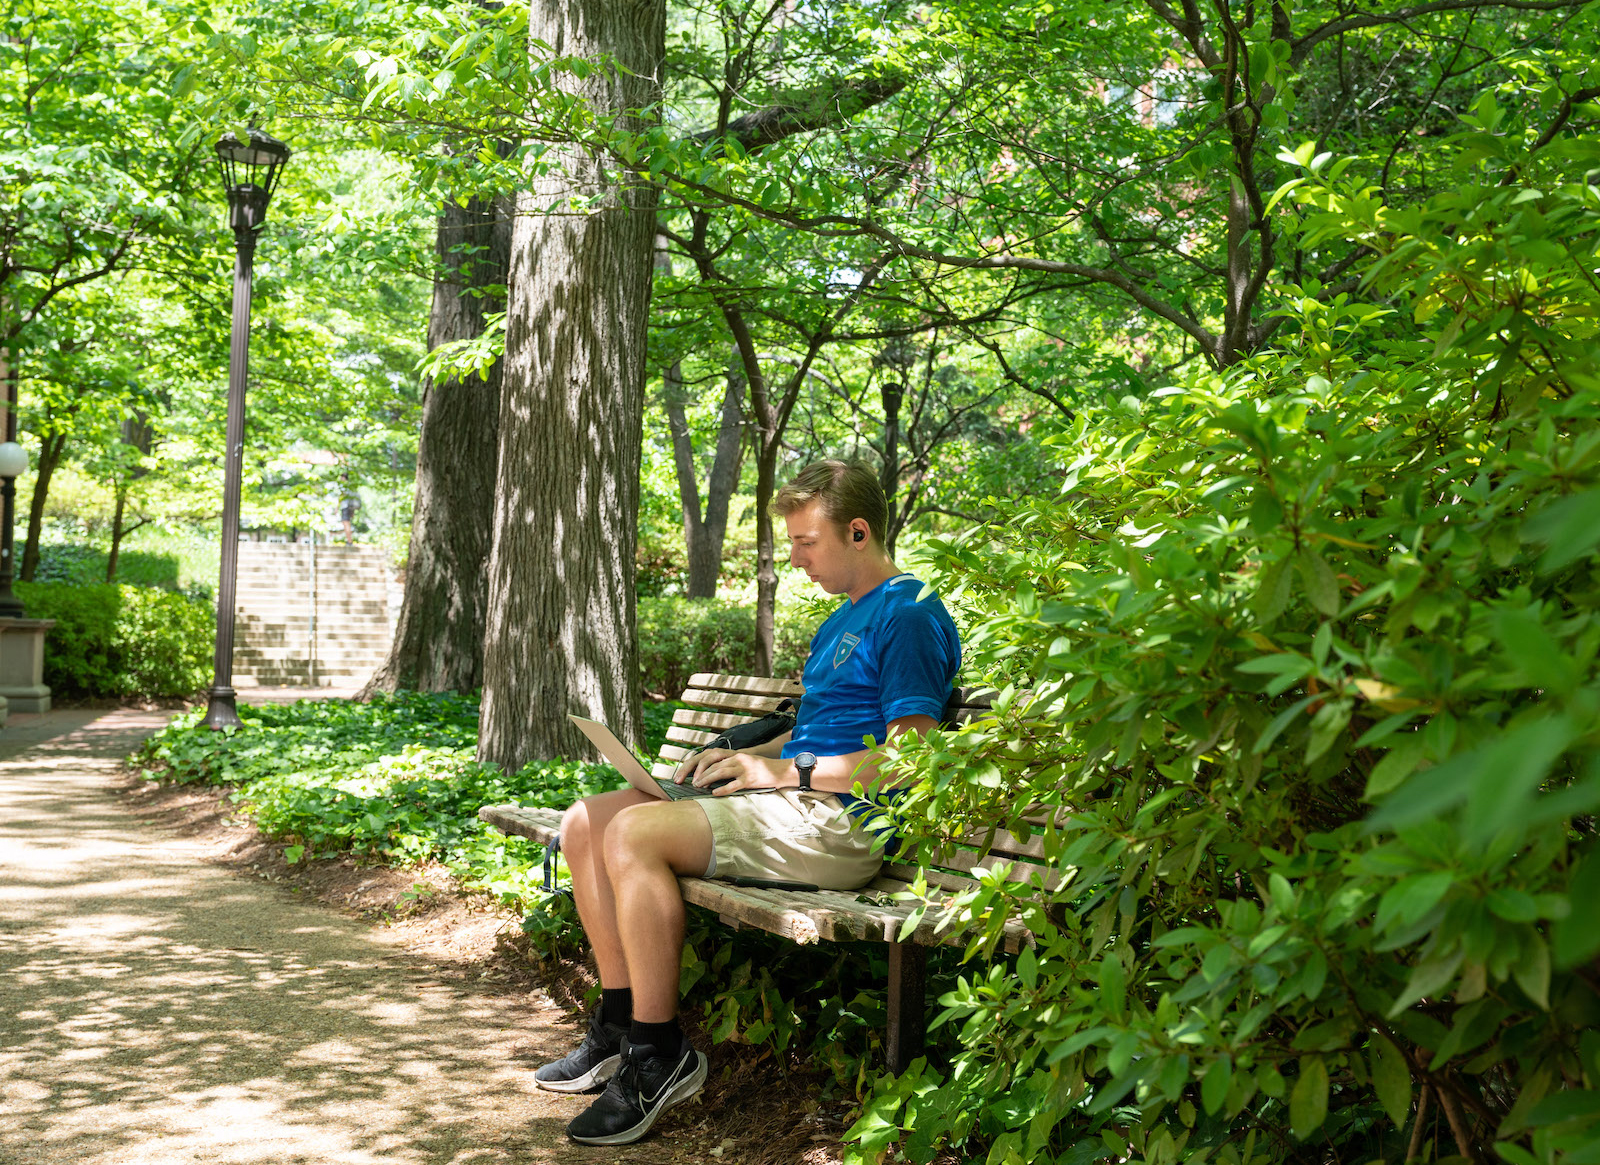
[640,1055,685,1105]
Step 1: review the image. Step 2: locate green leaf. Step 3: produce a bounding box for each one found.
[1376,871,1456,935]
[1366,735,1427,798]
[1513,935,1551,1009]
[1296,551,1341,616]
[1367,717,1572,841]
[1525,488,1600,572]
[1202,1056,1233,1115]
[1369,1033,1412,1126]
[1492,605,1579,695]
[1252,556,1292,623]
[1289,1056,1329,1139]
[1305,700,1352,764]
[1554,851,1600,968]
[284,844,305,864]
[1388,948,1464,1016]
[1099,953,1127,1019]
[1253,695,1318,755]
[1017,945,1039,989]
[1461,716,1575,845]
[1486,888,1538,923]
[1237,652,1311,675]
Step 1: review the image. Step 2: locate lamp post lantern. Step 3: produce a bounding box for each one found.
[0,440,27,618]
[202,128,290,731]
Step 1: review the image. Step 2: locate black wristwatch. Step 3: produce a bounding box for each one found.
[794,751,817,791]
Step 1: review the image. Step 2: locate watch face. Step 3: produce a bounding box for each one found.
[796,751,817,767]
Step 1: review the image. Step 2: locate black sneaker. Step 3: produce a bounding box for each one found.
[565,1041,708,1145]
[533,1012,627,1093]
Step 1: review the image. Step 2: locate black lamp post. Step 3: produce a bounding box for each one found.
[202,127,290,731]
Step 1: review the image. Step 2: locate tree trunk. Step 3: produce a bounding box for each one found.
[106,486,127,581]
[364,190,512,696]
[106,414,153,583]
[477,0,664,768]
[879,378,905,556]
[752,432,780,676]
[665,350,745,598]
[20,431,66,582]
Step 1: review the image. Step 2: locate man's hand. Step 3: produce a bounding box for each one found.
[674,748,789,795]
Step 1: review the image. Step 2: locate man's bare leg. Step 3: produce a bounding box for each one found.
[560,788,655,987]
[603,802,714,1021]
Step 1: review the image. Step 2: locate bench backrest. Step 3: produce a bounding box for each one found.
[663,673,1061,888]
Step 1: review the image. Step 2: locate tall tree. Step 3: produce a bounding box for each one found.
[1,0,207,550]
[663,347,745,599]
[364,189,511,695]
[476,0,666,767]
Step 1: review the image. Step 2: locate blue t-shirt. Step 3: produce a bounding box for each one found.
[783,573,961,828]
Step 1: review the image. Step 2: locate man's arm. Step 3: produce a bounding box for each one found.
[675,716,936,796]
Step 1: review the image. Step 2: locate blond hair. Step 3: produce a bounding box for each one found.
[771,460,888,545]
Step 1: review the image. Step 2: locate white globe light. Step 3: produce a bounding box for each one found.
[0,442,26,479]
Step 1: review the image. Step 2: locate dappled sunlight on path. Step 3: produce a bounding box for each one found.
[0,709,685,1164]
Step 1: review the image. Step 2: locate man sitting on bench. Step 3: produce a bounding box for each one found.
[537,459,962,1146]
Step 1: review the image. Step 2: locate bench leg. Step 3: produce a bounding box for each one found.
[886,940,927,1074]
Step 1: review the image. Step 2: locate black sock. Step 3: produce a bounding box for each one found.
[600,987,633,1027]
[629,1017,683,1059]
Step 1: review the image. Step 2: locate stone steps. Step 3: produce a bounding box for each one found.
[231,541,396,689]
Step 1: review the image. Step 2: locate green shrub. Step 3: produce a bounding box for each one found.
[636,597,814,693]
[18,581,213,699]
[850,125,1600,1164]
[32,542,185,589]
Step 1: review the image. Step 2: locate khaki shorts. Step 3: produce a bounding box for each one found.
[694,789,884,891]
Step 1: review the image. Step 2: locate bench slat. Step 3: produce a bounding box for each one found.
[689,673,805,697]
[955,825,1049,863]
[680,879,824,943]
[680,877,1031,950]
[681,688,792,716]
[682,677,987,707]
[870,866,979,896]
[481,804,563,843]
[671,708,751,732]
[664,726,718,750]
[918,843,1066,891]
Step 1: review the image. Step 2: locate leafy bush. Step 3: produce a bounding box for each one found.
[637,596,814,694]
[32,542,184,589]
[852,115,1600,1164]
[19,581,213,698]
[139,693,614,913]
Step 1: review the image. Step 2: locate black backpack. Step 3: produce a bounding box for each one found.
[700,697,799,753]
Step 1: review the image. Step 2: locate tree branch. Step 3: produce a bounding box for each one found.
[1292,0,1590,65]
[1500,85,1600,185]
[691,74,908,155]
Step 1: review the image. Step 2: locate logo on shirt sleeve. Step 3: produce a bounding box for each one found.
[833,632,861,669]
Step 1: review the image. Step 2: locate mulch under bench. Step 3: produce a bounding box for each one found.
[479,672,1053,1074]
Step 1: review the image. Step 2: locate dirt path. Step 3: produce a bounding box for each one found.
[0,708,700,1164]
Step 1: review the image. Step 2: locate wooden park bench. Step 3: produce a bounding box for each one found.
[479,672,1058,1073]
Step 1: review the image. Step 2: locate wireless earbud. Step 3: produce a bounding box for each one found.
[853,528,865,542]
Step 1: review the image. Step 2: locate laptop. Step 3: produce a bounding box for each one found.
[568,715,738,801]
